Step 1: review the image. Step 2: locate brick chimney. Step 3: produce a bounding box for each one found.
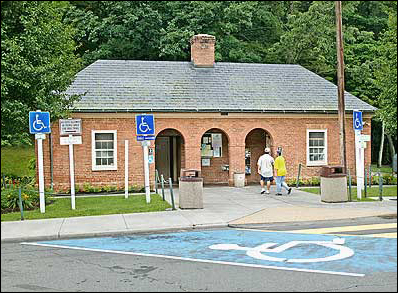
[190,34,216,68]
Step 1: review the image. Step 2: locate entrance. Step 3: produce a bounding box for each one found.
[155,129,184,183]
[245,128,273,184]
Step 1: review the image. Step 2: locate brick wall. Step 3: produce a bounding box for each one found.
[39,113,372,191]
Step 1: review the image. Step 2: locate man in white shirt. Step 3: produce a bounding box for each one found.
[257,147,274,194]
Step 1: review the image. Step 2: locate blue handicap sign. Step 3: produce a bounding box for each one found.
[136,114,155,136]
[353,110,363,131]
[29,111,51,134]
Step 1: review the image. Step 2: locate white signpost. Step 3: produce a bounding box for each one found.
[136,114,155,204]
[29,111,51,213]
[125,140,129,199]
[353,110,364,199]
[59,119,82,209]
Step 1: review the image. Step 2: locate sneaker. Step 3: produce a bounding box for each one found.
[261,190,265,194]
[265,190,270,194]
[288,188,292,195]
[275,193,282,196]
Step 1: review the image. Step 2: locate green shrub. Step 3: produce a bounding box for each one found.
[1,187,50,213]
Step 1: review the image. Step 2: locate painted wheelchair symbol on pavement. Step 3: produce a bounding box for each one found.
[209,238,354,263]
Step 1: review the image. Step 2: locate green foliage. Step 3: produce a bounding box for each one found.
[1,187,50,212]
[1,194,170,221]
[1,1,82,146]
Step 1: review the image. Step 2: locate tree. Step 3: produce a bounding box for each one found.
[1,1,82,146]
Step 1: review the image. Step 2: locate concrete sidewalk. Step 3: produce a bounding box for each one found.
[1,185,396,242]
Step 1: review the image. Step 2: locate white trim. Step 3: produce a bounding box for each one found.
[91,130,118,171]
[306,129,327,166]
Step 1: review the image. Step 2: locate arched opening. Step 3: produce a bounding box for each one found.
[245,128,273,184]
[155,128,185,183]
[200,128,230,185]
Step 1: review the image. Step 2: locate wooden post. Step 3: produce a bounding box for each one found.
[335,1,347,173]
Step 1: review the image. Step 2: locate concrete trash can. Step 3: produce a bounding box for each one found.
[234,172,245,187]
[320,166,348,203]
[179,169,203,209]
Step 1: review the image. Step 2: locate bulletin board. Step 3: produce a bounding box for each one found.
[201,133,222,159]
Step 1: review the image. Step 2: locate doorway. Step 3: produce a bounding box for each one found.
[155,129,184,183]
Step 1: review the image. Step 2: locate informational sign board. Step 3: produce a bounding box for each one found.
[29,111,51,134]
[136,114,155,136]
[60,136,82,145]
[59,119,82,136]
[353,110,363,131]
[359,134,370,142]
[137,135,155,141]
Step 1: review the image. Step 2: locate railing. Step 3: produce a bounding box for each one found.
[155,170,176,210]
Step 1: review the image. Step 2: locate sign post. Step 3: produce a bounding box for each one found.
[125,140,129,199]
[59,118,82,209]
[136,114,155,204]
[353,110,364,199]
[29,111,51,213]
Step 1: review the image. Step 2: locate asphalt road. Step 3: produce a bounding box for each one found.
[1,217,396,292]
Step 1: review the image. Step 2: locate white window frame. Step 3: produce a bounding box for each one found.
[92,130,117,171]
[306,129,328,166]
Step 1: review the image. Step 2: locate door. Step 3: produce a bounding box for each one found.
[155,137,170,180]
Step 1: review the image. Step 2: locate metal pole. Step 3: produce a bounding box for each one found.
[49,133,54,190]
[2,175,5,189]
[161,174,165,201]
[364,168,367,198]
[348,169,352,202]
[18,187,24,221]
[335,0,347,173]
[169,178,176,210]
[369,164,372,188]
[378,171,383,201]
[296,163,302,188]
[155,169,159,194]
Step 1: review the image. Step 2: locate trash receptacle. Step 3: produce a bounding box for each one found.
[320,165,348,203]
[179,169,203,209]
[234,172,245,187]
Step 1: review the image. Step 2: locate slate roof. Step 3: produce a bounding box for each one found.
[66,60,376,113]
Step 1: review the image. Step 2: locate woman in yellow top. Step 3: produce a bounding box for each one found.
[274,149,292,196]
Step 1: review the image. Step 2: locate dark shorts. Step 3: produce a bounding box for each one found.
[260,175,274,182]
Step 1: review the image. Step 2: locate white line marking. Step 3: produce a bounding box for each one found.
[20,242,365,277]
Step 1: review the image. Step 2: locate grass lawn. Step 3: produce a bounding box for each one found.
[1,146,35,177]
[299,185,397,202]
[1,194,171,222]
[370,164,393,174]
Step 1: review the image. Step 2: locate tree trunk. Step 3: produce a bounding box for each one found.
[378,122,385,168]
[386,134,396,166]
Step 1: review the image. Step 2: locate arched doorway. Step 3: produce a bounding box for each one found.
[200,128,229,184]
[245,128,273,184]
[155,129,185,183]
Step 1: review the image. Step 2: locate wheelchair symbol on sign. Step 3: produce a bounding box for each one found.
[354,117,362,129]
[32,114,48,131]
[209,238,354,263]
[138,117,152,133]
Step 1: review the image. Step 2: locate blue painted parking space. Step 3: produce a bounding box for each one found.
[31,229,396,276]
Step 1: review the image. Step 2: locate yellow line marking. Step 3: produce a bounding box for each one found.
[273,223,397,234]
[237,223,397,237]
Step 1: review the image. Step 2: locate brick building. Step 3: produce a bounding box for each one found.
[40,34,376,192]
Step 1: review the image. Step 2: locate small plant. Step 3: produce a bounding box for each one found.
[1,187,50,213]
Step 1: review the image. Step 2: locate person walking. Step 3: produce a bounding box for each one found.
[274,149,292,196]
[257,147,274,194]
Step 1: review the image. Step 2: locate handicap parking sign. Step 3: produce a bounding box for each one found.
[136,114,155,136]
[29,111,51,134]
[353,110,363,131]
